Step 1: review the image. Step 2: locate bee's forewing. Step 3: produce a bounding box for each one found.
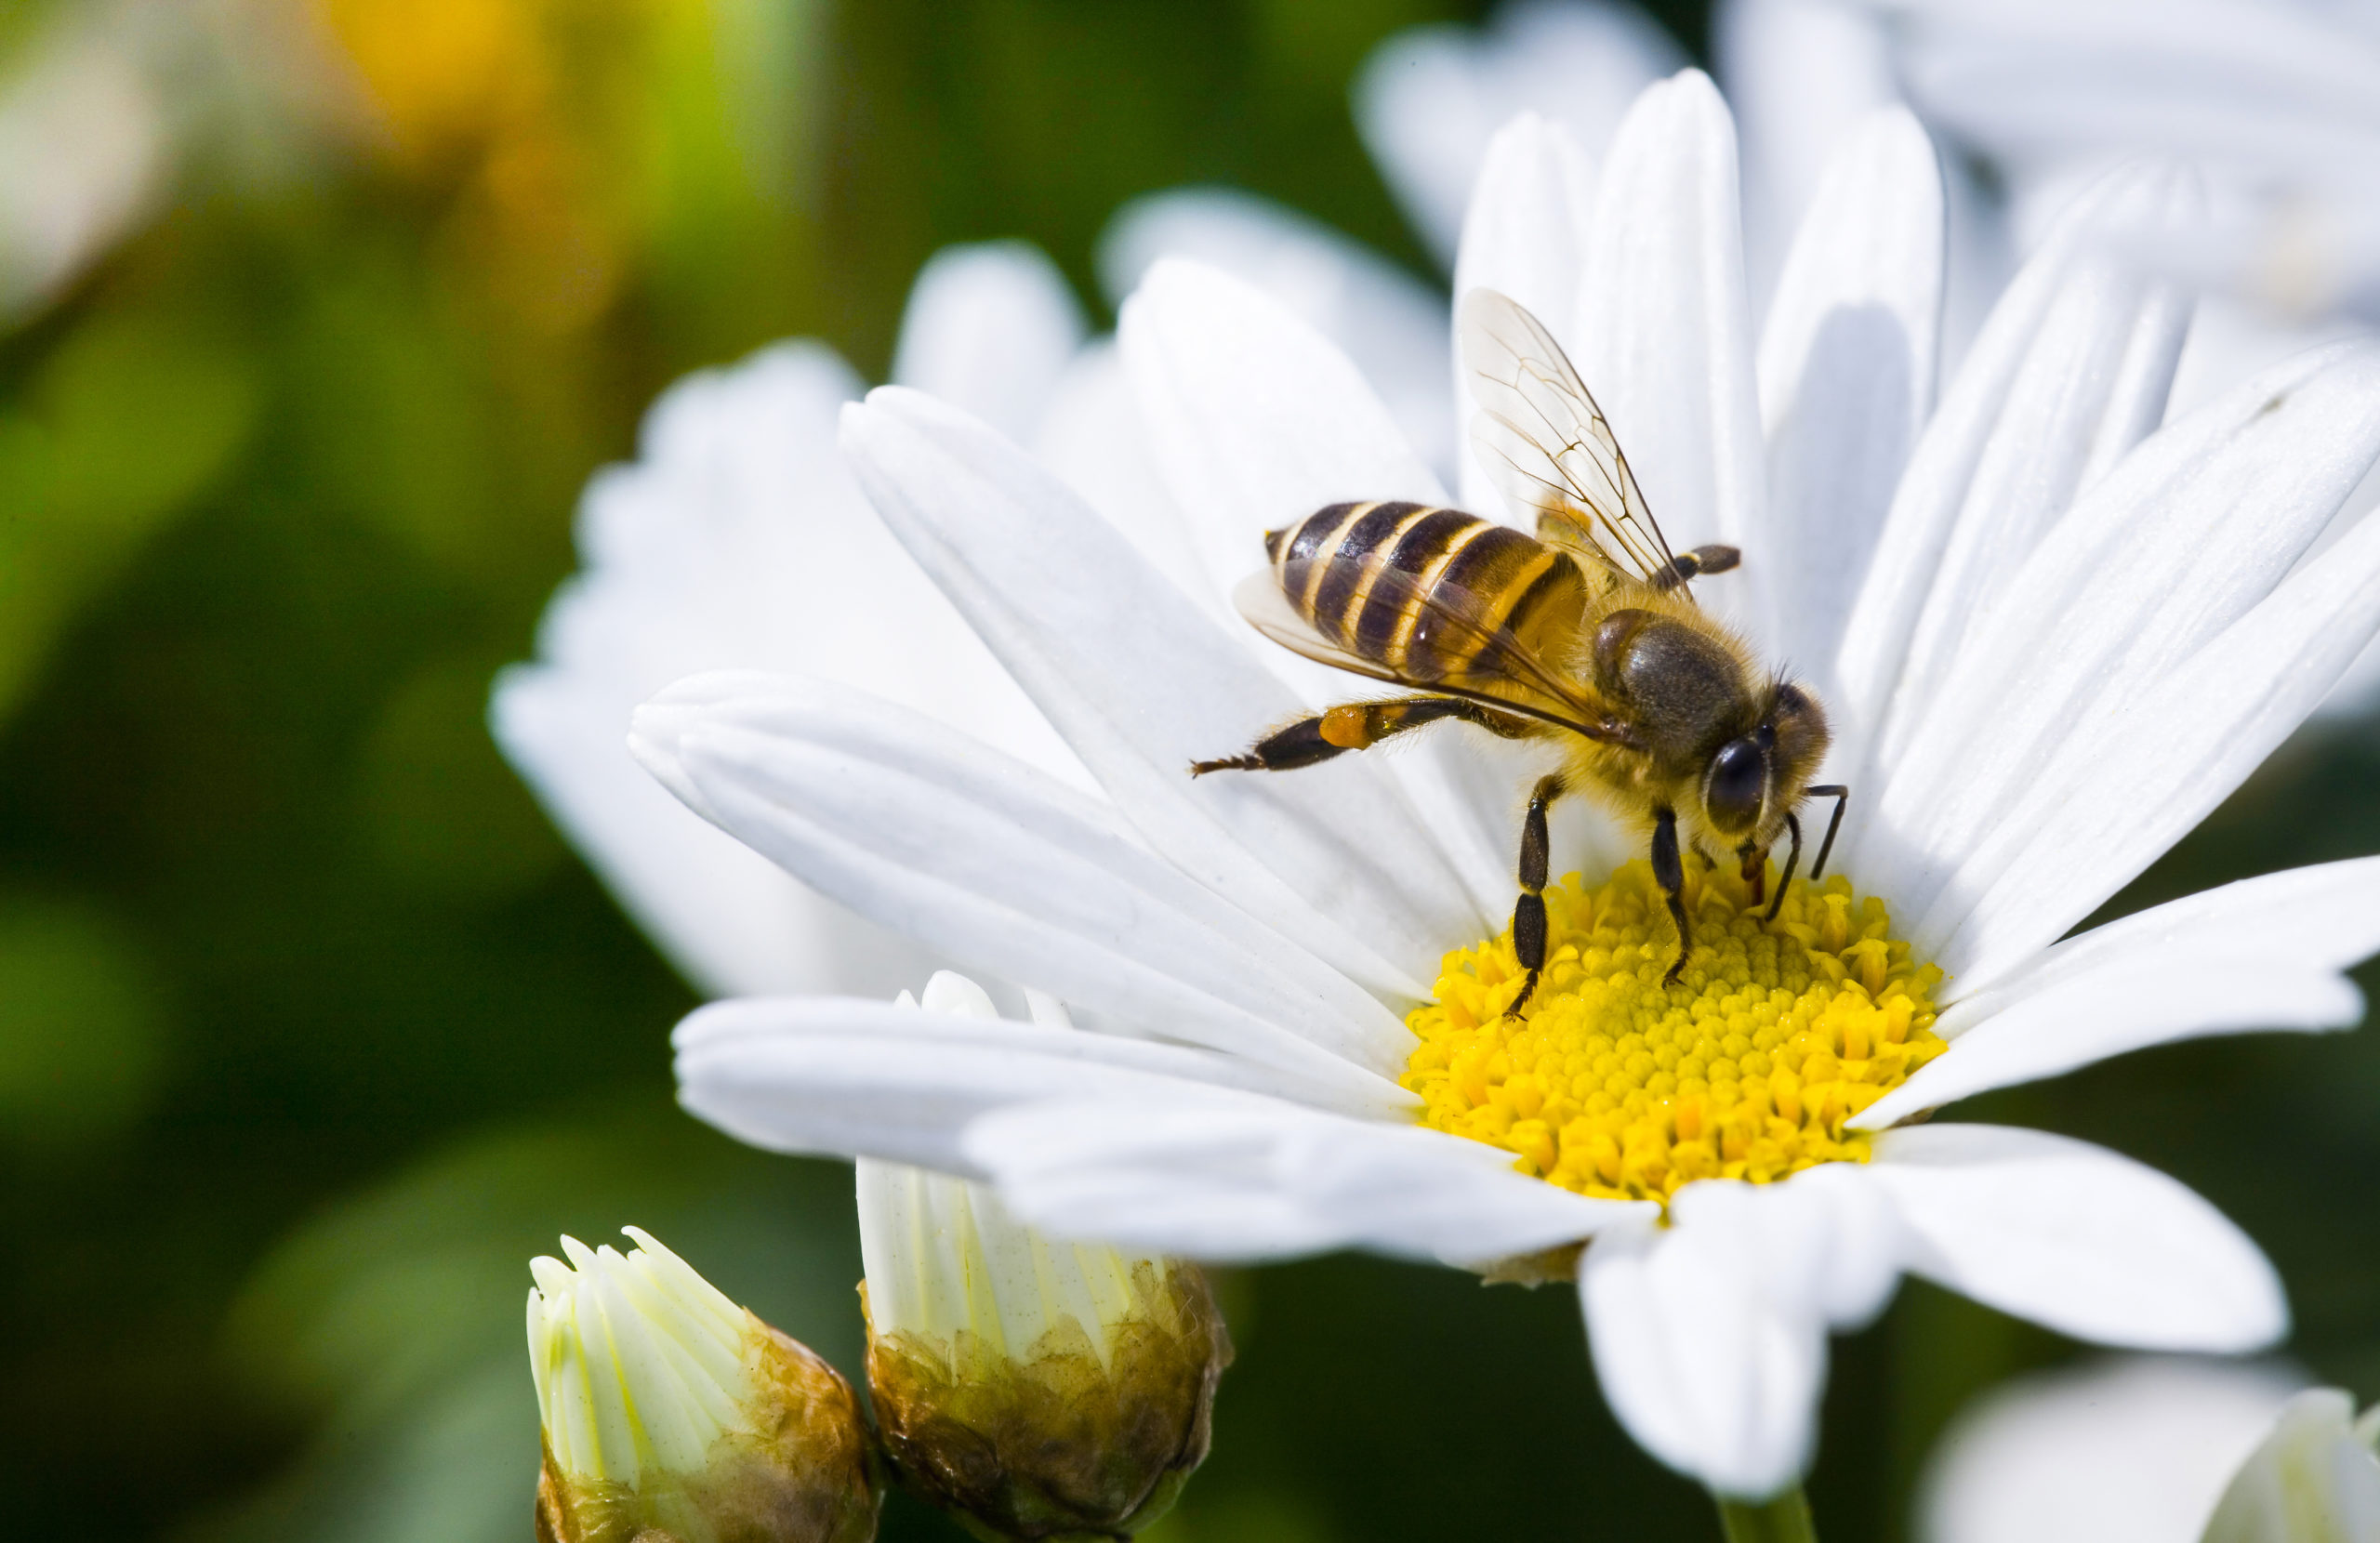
[1458,287,1681,589]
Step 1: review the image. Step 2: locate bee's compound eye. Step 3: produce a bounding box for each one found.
[1704,736,1766,833]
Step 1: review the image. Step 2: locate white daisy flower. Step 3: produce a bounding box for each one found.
[1920,1356,2380,1543]
[641,70,2380,1506]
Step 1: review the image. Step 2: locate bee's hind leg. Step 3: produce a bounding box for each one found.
[1652,806,1691,986]
[1507,774,1565,1018]
[1190,696,1529,775]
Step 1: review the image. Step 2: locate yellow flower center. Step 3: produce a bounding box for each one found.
[1401,862,1948,1204]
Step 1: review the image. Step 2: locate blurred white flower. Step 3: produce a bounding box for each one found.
[1878,0,2380,325]
[647,73,2380,1499]
[0,9,169,317]
[1355,0,1686,269]
[1921,1356,2380,1543]
[2205,1388,2380,1543]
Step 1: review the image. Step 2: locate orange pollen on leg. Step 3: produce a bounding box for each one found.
[1399,861,1949,1205]
[1319,706,1372,748]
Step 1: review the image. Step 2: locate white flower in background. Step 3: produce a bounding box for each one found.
[0,7,170,318]
[1920,1356,2380,1543]
[1860,0,2380,712]
[526,1226,879,1543]
[2205,1390,2380,1543]
[644,73,2380,1499]
[496,218,1453,1000]
[492,243,1092,1001]
[1355,0,1686,270]
[1877,0,2380,327]
[856,970,1229,1541]
[1357,0,1927,324]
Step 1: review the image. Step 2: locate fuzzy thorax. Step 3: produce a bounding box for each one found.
[1404,863,1947,1205]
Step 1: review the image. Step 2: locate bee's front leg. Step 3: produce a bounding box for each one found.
[1507,774,1564,1018]
[1761,814,1805,922]
[1651,806,1690,986]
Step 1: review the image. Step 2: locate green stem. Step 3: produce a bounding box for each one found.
[1713,1487,1818,1543]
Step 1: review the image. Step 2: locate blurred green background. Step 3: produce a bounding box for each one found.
[1,2,2373,1540]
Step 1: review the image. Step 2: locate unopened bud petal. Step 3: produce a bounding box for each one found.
[2202,1387,2380,1543]
[527,1227,880,1543]
[858,1159,1229,1540]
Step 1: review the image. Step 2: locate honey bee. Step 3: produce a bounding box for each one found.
[1191,288,1845,1007]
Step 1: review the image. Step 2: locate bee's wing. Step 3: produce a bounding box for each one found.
[1459,287,1685,592]
[1230,568,1623,742]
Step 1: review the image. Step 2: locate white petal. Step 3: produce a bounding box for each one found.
[1115,259,1514,916]
[1715,0,1900,303]
[1574,71,1765,626]
[1026,341,1214,615]
[1574,1168,1910,1497]
[1871,338,2380,952]
[1917,1355,2305,1543]
[1580,1207,1828,1499]
[1927,447,2380,990]
[1855,960,2360,1130]
[1355,1,1683,267]
[962,1096,1646,1266]
[1098,188,1455,486]
[673,995,1337,1176]
[889,242,1086,444]
[1856,855,2380,1125]
[494,663,925,999]
[1868,1125,2286,1352]
[1450,112,1599,514]
[1833,165,2197,793]
[2204,1387,2380,1543]
[632,671,1413,1105]
[840,384,1478,993]
[1118,257,1447,604]
[1756,105,1944,697]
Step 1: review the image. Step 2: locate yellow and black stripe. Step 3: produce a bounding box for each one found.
[1263,500,1585,683]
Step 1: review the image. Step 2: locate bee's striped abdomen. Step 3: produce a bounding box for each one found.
[1263,501,1583,683]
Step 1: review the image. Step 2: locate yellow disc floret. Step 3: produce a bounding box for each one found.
[1402,861,1947,1204]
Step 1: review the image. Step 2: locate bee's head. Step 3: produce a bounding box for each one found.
[1699,681,1830,842]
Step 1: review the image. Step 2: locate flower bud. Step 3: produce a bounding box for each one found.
[527,1227,880,1543]
[2202,1386,2380,1543]
[855,968,1230,1541]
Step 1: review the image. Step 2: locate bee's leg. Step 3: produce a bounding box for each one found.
[1651,805,1691,986]
[1508,773,1564,1017]
[1190,696,1530,775]
[1738,840,1766,907]
[1805,785,1850,877]
[1764,812,1805,923]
